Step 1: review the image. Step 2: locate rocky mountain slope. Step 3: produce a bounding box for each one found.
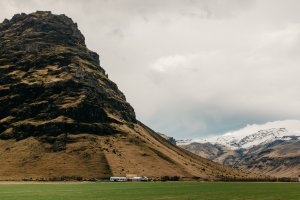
[229,139,300,178]
[158,133,176,145]
[0,11,261,180]
[178,121,300,177]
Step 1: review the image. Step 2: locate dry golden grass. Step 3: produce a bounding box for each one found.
[0,122,262,180]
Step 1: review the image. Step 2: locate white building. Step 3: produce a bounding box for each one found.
[110,175,149,182]
[110,177,127,182]
[130,176,149,182]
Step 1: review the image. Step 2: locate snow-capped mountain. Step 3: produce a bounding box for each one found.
[178,120,300,149]
[177,120,300,177]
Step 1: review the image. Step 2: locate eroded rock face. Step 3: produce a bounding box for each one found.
[0,11,136,141]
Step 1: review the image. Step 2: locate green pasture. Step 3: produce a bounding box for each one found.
[0,182,299,200]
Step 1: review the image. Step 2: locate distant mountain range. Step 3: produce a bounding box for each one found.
[177,120,300,177]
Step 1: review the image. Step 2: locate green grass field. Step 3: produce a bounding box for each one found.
[0,182,299,200]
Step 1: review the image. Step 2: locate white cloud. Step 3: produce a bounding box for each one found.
[150,54,201,72]
[1,0,300,139]
[223,120,300,137]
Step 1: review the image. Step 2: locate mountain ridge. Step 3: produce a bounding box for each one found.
[178,120,300,177]
[178,120,300,149]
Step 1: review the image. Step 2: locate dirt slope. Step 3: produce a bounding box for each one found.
[0,121,260,180]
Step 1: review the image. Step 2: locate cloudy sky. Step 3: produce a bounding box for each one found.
[1,0,300,139]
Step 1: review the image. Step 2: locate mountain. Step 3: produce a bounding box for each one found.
[0,11,136,141]
[0,11,260,181]
[178,120,300,177]
[178,120,300,149]
[227,139,300,178]
[158,133,176,145]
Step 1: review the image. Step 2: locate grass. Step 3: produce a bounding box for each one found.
[0,182,299,200]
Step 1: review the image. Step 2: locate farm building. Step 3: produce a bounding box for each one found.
[110,175,149,182]
[128,176,149,182]
[110,177,127,182]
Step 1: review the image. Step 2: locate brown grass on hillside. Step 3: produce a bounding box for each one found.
[0,122,264,181]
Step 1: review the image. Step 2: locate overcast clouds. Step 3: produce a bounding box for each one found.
[1,0,300,139]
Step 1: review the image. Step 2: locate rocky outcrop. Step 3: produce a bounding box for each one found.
[158,133,176,145]
[0,11,136,142]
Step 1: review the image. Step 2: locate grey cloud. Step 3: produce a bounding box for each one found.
[1,0,300,139]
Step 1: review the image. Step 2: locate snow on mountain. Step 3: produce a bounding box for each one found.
[177,120,300,149]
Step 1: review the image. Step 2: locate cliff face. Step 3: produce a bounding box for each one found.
[0,11,262,180]
[0,11,136,142]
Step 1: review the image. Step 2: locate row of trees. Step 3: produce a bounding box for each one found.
[216,176,298,182]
